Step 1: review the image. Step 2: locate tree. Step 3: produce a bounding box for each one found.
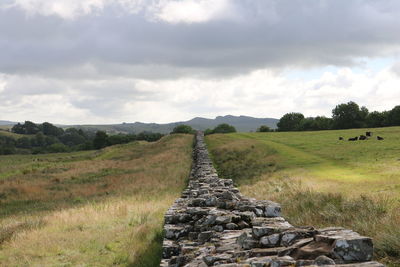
[212,124,236,134]
[313,116,333,130]
[23,121,40,134]
[387,106,400,126]
[171,124,195,134]
[107,134,130,145]
[332,101,368,129]
[45,135,59,146]
[11,121,40,134]
[11,123,25,134]
[204,128,213,135]
[93,131,109,149]
[33,132,46,147]
[137,132,163,142]
[59,128,87,146]
[298,117,314,131]
[41,122,64,136]
[16,137,31,149]
[277,113,304,131]
[298,116,333,131]
[47,143,69,153]
[366,111,388,128]
[257,125,271,132]
[0,136,16,155]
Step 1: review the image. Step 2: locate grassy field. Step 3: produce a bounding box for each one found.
[0,129,26,139]
[206,127,400,266]
[0,134,193,266]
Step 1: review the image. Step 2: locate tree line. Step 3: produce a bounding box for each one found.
[277,102,400,132]
[0,121,163,155]
[171,123,237,135]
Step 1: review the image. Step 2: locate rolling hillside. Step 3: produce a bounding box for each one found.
[71,115,279,134]
[0,116,278,134]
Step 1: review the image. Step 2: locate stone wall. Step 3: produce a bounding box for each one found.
[160,132,384,267]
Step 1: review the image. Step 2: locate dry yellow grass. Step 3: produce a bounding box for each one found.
[0,134,193,266]
[1,196,174,266]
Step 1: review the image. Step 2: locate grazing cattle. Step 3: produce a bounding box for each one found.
[377,136,384,140]
[359,135,367,140]
[339,137,344,140]
[348,137,358,141]
[366,131,372,137]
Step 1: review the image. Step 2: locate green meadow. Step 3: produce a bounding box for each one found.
[206,127,400,266]
[207,127,400,197]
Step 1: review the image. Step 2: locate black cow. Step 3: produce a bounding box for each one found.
[366,131,372,137]
[348,137,358,141]
[359,135,367,140]
[377,136,384,140]
[339,137,344,140]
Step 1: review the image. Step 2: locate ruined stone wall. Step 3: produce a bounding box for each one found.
[160,132,384,267]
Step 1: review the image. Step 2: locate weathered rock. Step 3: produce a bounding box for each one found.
[226,223,239,230]
[249,247,285,257]
[162,240,180,259]
[315,229,374,262]
[165,225,187,240]
[260,233,281,248]
[314,255,335,265]
[199,231,214,243]
[265,203,282,217]
[252,226,275,238]
[216,216,232,225]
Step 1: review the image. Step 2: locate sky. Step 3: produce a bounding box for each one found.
[1,0,400,124]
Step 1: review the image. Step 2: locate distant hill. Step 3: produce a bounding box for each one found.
[0,120,17,126]
[71,115,279,134]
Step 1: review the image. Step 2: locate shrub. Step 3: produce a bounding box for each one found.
[47,143,69,153]
[93,131,109,149]
[257,125,271,132]
[211,124,236,134]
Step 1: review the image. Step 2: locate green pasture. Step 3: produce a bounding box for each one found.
[208,127,400,197]
[206,128,400,265]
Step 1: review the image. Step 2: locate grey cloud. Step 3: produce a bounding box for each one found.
[1,0,400,124]
[0,0,400,79]
[392,62,400,77]
[0,74,159,119]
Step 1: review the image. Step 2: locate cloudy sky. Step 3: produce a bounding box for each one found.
[1,0,400,124]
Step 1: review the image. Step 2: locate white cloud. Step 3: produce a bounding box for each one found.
[2,0,107,19]
[154,0,233,24]
[2,0,234,22]
[1,64,400,124]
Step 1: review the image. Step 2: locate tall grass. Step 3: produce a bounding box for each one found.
[266,181,400,265]
[0,134,194,266]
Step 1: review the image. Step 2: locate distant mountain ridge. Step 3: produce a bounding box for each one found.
[0,120,17,126]
[73,115,279,134]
